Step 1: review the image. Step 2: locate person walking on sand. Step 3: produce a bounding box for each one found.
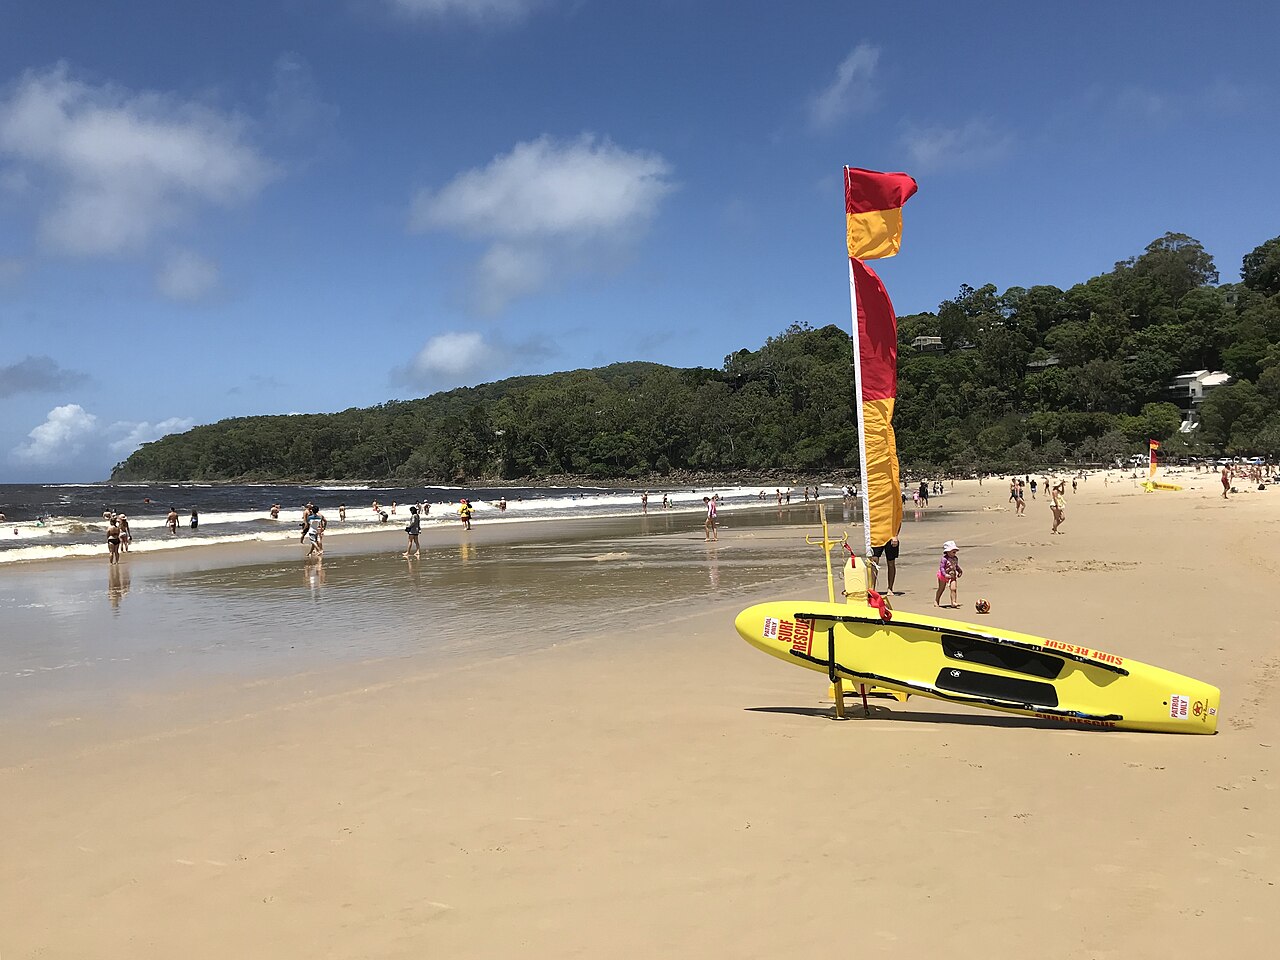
[1050,480,1066,534]
[403,505,421,558]
[459,499,474,531]
[106,519,121,564]
[703,495,719,541]
[934,540,962,607]
[1221,466,1231,500]
[1014,479,1026,517]
[166,506,179,535]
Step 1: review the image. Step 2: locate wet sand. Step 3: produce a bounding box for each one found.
[3,474,1276,958]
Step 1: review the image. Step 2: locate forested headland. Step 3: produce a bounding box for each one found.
[112,232,1280,483]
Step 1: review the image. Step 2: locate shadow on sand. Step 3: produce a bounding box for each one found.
[746,705,1074,731]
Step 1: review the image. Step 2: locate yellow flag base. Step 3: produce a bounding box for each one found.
[831,550,906,708]
[1142,480,1183,492]
[829,682,910,703]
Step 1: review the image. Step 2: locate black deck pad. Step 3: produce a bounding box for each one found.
[941,634,1064,679]
[935,667,1060,707]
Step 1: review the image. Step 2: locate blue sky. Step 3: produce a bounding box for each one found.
[2,0,1277,481]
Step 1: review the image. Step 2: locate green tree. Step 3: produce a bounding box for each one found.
[1199,380,1267,449]
[1241,235,1280,296]
[1123,232,1219,304]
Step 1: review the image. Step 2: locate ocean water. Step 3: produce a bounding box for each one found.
[0,482,838,565]
[0,502,875,725]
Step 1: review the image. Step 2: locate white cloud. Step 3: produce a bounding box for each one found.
[386,0,540,23]
[901,118,1013,173]
[107,417,195,455]
[809,43,880,131]
[12,403,98,465]
[412,134,672,239]
[155,249,219,302]
[472,243,549,314]
[392,330,556,391]
[410,134,674,312]
[0,63,275,256]
[408,331,490,379]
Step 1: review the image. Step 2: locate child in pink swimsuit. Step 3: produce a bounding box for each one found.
[934,540,962,608]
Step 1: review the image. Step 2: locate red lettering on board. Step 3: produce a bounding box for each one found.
[793,619,813,656]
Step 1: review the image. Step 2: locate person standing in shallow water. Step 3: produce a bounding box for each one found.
[106,519,121,564]
[403,505,421,558]
[166,506,179,535]
[703,495,719,541]
[189,509,199,531]
[304,506,326,557]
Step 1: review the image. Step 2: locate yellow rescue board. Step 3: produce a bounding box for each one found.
[735,600,1220,734]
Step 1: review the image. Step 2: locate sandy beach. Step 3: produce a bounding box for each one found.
[3,473,1276,958]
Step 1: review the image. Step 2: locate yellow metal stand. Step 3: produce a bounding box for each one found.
[807,507,858,718]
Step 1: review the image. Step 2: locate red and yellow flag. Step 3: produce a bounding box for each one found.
[845,167,917,555]
[846,167,918,260]
[851,259,902,549]
[1149,439,1160,479]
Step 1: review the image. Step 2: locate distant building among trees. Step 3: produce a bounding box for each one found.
[1169,370,1234,431]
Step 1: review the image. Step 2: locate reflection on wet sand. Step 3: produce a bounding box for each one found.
[705,540,720,589]
[107,563,131,612]
[305,556,326,595]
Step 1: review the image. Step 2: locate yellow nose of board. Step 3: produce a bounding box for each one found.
[735,604,822,666]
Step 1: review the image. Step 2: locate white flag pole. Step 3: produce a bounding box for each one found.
[847,258,873,560]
